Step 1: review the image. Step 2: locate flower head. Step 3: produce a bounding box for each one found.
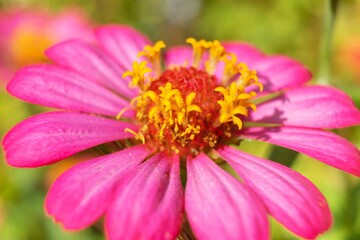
[3,25,360,239]
[0,8,93,86]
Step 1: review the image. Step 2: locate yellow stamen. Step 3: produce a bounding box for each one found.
[123,61,152,91]
[220,56,263,93]
[215,82,258,129]
[205,40,227,74]
[221,53,241,84]
[186,38,211,68]
[203,133,218,148]
[116,107,132,120]
[136,82,202,147]
[177,92,201,125]
[124,128,145,143]
[181,124,201,140]
[138,41,166,76]
[238,63,263,92]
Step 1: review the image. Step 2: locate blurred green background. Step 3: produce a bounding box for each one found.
[0,0,360,239]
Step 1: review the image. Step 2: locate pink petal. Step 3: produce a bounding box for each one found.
[222,42,265,66]
[106,152,183,240]
[7,64,133,117]
[95,24,151,70]
[186,153,269,240]
[250,85,360,128]
[49,9,94,43]
[46,145,151,230]
[164,46,193,67]
[253,55,312,93]
[2,111,137,167]
[46,40,138,99]
[217,146,332,239]
[242,127,360,176]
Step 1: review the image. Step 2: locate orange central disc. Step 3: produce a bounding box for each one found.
[136,67,228,156]
[125,39,262,157]
[149,67,221,117]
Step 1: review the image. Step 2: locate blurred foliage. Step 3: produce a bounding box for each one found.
[0,0,360,239]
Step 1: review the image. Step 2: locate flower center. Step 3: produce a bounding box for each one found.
[120,39,262,156]
[139,67,222,155]
[10,24,53,66]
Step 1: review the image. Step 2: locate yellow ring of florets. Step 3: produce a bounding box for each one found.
[119,39,263,155]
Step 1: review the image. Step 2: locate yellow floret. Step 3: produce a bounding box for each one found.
[138,41,166,76]
[123,61,152,91]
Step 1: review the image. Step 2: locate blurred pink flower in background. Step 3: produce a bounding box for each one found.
[0,8,93,87]
[2,25,360,239]
[338,37,360,80]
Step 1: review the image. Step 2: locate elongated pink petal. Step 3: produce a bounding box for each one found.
[106,152,183,240]
[222,42,265,66]
[186,153,269,240]
[2,111,137,167]
[242,127,360,176]
[217,146,332,239]
[250,85,360,128]
[253,55,312,93]
[95,25,151,70]
[7,64,133,117]
[46,145,151,230]
[49,10,94,43]
[46,40,137,99]
[164,46,193,67]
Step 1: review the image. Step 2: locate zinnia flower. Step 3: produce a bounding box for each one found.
[0,8,93,85]
[3,25,360,239]
[338,37,360,80]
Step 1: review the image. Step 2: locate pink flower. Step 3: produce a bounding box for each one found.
[0,8,93,86]
[3,25,360,239]
[337,37,360,81]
